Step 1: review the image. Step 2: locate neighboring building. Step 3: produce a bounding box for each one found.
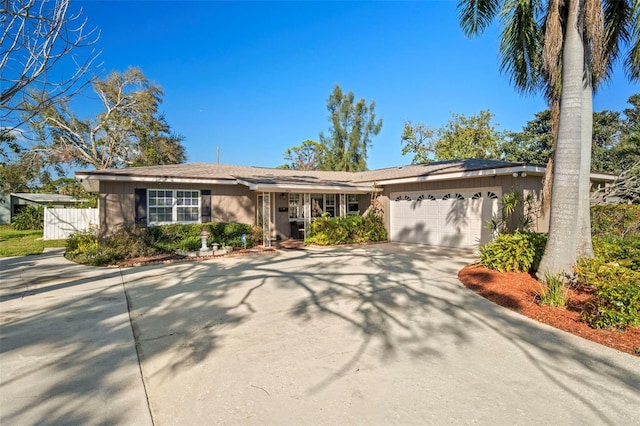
[0,193,87,225]
[75,159,615,249]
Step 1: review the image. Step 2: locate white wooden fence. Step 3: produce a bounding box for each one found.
[44,208,99,240]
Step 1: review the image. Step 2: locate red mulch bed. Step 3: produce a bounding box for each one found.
[458,264,640,357]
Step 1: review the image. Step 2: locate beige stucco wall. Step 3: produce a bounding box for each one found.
[99,181,254,235]
[97,174,555,240]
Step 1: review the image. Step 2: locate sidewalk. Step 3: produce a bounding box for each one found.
[0,249,152,425]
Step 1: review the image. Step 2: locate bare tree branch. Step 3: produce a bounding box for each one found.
[591,161,640,205]
[0,0,100,139]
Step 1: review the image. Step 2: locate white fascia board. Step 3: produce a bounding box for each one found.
[75,173,237,186]
[372,165,546,186]
[237,179,374,193]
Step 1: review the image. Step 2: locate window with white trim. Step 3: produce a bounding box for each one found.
[347,194,359,215]
[289,193,303,219]
[148,189,200,224]
[325,194,336,217]
[311,193,337,217]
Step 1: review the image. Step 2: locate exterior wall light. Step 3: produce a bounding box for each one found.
[512,172,527,178]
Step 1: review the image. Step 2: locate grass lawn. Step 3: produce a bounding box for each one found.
[0,225,66,257]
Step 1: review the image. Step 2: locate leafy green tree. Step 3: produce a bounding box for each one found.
[26,67,186,170]
[591,110,623,173]
[0,131,21,165]
[502,110,554,166]
[280,139,326,170]
[130,114,187,167]
[434,110,504,160]
[504,108,622,172]
[0,131,43,194]
[0,150,42,195]
[318,84,382,172]
[400,121,436,164]
[401,111,504,162]
[616,94,640,172]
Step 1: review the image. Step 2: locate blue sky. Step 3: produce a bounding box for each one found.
[73,0,638,170]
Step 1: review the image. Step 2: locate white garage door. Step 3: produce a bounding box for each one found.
[390,188,501,248]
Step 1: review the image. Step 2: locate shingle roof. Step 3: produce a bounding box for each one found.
[77,159,525,186]
[351,159,525,183]
[77,163,356,183]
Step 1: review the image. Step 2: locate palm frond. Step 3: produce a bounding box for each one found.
[458,0,501,36]
[625,0,640,80]
[584,0,606,83]
[598,0,630,83]
[499,0,544,93]
[542,0,565,94]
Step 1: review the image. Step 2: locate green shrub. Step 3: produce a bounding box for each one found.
[536,273,568,307]
[66,225,159,266]
[153,223,201,249]
[479,231,548,273]
[66,221,257,265]
[486,191,537,234]
[592,235,640,271]
[591,204,640,239]
[66,230,99,255]
[12,205,44,230]
[65,230,112,266]
[576,258,640,329]
[107,224,159,259]
[306,214,349,245]
[179,235,203,251]
[221,222,253,247]
[305,212,387,246]
[363,212,388,241]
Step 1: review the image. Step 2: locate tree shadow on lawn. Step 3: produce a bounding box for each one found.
[122,243,640,422]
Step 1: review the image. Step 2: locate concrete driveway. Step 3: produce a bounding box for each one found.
[2,244,640,425]
[0,249,152,425]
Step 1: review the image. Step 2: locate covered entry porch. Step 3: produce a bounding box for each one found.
[255,190,373,246]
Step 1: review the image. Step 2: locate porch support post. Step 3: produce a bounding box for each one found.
[339,194,346,217]
[303,193,311,237]
[262,192,271,248]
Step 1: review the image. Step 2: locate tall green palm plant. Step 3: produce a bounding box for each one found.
[458,0,639,278]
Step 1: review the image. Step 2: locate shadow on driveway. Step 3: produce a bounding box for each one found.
[119,243,640,424]
[0,250,152,425]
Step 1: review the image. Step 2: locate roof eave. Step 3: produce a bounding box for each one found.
[237,179,375,193]
[75,173,237,186]
[370,165,546,186]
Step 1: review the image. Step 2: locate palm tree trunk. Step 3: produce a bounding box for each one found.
[537,0,584,279]
[576,64,594,259]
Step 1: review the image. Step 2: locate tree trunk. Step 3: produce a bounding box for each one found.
[537,0,584,280]
[576,61,594,259]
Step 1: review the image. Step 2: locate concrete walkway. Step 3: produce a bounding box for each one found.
[0,249,152,425]
[2,244,640,425]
